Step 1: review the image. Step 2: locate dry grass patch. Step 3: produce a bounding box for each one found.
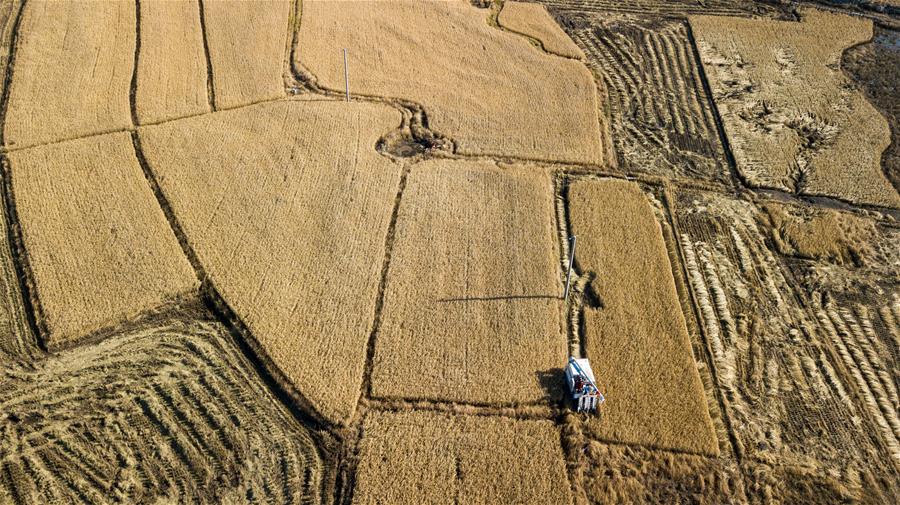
[691,9,900,208]
[764,203,877,266]
[372,160,566,405]
[353,410,571,505]
[138,100,402,425]
[580,440,745,504]
[4,0,134,148]
[568,178,717,455]
[296,0,604,164]
[7,132,198,348]
[204,0,291,109]
[497,1,584,59]
[136,0,210,124]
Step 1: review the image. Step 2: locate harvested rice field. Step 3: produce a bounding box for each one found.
[691,9,900,207]
[1,0,898,503]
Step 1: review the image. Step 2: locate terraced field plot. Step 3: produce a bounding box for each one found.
[372,160,566,406]
[3,0,134,148]
[295,0,605,164]
[135,0,210,124]
[138,100,403,426]
[7,132,198,349]
[203,0,291,109]
[352,410,571,505]
[497,1,584,59]
[567,178,717,455]
[0,0,898,503]
[558,13,729,182]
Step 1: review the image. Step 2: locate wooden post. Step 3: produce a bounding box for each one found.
[343,48,350,102]
[564,235,577,301]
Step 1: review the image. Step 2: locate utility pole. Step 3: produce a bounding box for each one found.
[343,48,350,102]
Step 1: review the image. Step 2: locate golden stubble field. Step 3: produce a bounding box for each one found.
[0,0,898,503]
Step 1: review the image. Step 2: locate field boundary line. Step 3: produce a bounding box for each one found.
[130,0,141,127]
[0,0,46,353]
[358,162,409,404]
[490,0,583,61]
[131,130,339,439]
[367,397,555,422]
[132,128,344,504]
[197,0,216,111]
[682,20,747,195]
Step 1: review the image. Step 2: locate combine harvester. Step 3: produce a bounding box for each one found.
[566,357,604,413]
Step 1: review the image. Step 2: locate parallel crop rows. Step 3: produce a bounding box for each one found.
[673,191,890,473]
[0,315,324,504]
[537,0,781,17]
[565,16,728,182]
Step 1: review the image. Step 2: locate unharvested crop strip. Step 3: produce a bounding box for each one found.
[553,173,587,359]
[663,190,743,461]
[196,0,216,111]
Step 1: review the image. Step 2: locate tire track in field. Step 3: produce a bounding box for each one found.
[673,189,900,498]
[561,14,730,183]
[0,310,326,504]
[536,0,785,17]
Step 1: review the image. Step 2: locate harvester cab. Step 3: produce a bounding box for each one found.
[565,357,604,413]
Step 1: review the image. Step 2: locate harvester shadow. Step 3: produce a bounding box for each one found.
[435,294,559,303]
[536,367,566,404]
